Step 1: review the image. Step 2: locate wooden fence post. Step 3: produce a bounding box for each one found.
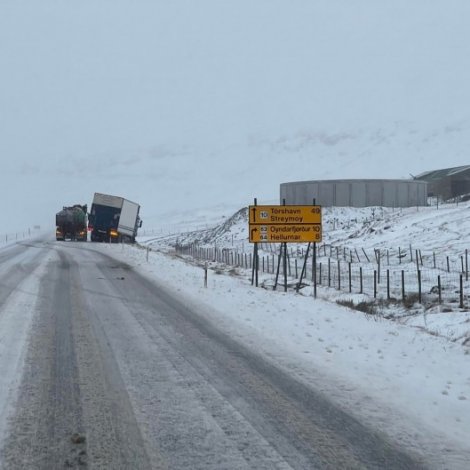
[362,248,370,263]
[460,274,464,308]
[438,275,441,304]
[401,270,405,301]
[355,248,361,263]
[328,258,331,287]
[377,252,381,284]
[348,262,352,293]
[337,259,341,290]
[387,269,390,300]
[418,270,422,304]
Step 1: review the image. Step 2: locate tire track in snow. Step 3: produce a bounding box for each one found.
[0,241,53,455]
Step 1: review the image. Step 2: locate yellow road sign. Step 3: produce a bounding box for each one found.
[249,205,321,224]
[249,223,322,243]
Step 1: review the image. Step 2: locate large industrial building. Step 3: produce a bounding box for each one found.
[280,179,428,208]
[415,165,470,201]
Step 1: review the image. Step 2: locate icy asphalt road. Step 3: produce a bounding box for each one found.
[0,238,428,469]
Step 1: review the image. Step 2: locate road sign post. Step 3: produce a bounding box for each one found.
[250,203,323,294]
[313,242,317,298]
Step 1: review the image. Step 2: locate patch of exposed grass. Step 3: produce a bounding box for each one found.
[336,299,354,309]
[355,301,378,315]
[336,299,378,315]
[403,293,420,309]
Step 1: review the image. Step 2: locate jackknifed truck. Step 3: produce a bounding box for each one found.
[56,205,88,241]
[88,193,142,243]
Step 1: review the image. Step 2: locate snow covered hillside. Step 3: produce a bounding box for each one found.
[140,201,470,346]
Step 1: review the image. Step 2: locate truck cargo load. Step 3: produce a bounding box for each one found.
[56,205,88,241]
[88,192,142,243]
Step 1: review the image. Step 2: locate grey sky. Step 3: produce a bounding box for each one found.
[1,1,470,231]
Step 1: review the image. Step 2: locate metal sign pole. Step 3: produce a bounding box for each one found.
[283,242,288,292]
[251,198,258,286]
[255,242,259,287]
[313,242,317,298]
[312,199,317,299]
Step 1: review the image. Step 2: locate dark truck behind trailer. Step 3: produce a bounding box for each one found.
[88,193,142,243]
[56,205,88,241]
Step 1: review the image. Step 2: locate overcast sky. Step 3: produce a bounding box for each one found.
[1,1,470,231]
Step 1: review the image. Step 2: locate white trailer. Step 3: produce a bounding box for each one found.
[89,193,142,242]
[118,199,140,238]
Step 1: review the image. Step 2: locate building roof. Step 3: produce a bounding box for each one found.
[280,178,424,186]
[416,165,470,181]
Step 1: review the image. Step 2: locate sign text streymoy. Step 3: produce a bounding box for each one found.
[249,205,322,243]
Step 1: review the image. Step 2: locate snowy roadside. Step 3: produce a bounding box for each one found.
[0,230,38,248]
[93,241,470,468]
[143,202,470,345]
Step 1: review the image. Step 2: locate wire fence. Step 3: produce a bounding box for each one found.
[1,228,33,244]
[175,241,470,307]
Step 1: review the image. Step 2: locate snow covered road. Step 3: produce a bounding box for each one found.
[0,237,463,468]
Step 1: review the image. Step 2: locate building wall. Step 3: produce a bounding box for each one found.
[427,179,452,200]
[450,174,470,198]
[280,179,428,207]
[415,167,470,200]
